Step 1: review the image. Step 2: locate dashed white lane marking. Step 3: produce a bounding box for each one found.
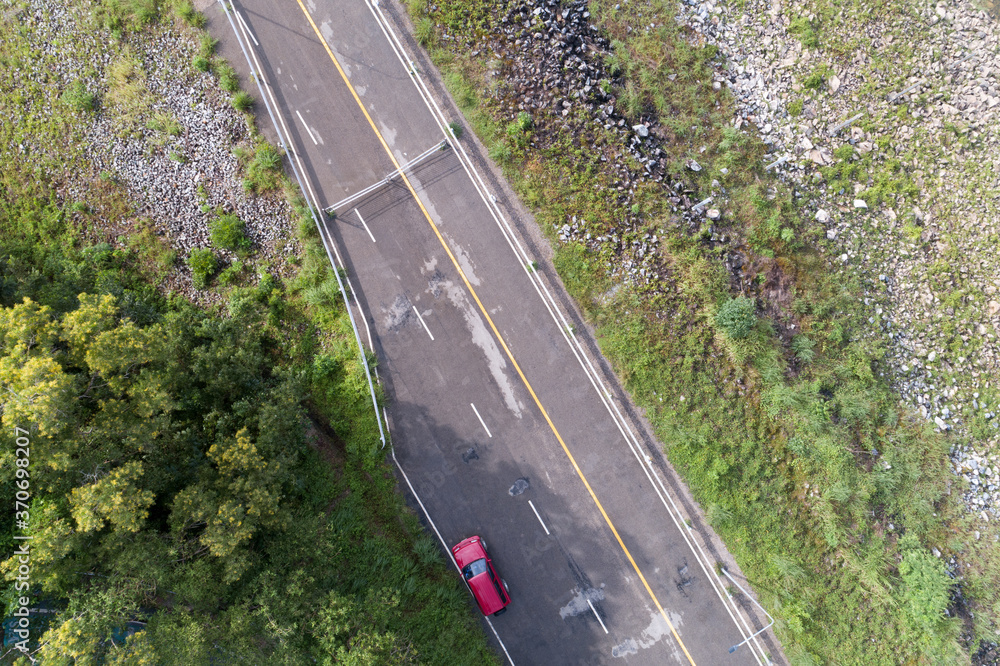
[528,499,550,536]
[295,109,319,145]
[411,305,434,341]
[470,402,492,438]
[354,207,376,243]
[588,598,609,634]
[235,9,258,46]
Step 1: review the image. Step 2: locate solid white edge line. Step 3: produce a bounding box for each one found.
[295,108,319,145]
[412,305,435,341]
[235,9,258,46]
[362,3,767,662]
[229,0,386,447]
[390,448,516,666]
[470,402,492,438]
[527,499,550,536]
[587,598,608,635]
[354,207,377,243]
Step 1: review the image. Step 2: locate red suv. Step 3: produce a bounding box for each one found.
[452,536,510,616]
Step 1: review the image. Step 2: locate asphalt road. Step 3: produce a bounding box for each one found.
[204,1,780,663]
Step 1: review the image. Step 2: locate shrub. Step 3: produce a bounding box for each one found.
[515,111,533,132]
[187,248,217,288]
[899,547,952,633]
[198,33,217,58]
[214,62,240,93]
[231,91,253,111]
[193,55,211,72]
[61,81,96,112]
[715,296,757,340]
[791,334,816,363]
[218,260,244,286]
[448,121,463,139]
[803,67,828,91]
[209,212,250,251]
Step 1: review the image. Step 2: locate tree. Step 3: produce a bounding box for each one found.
[70,462,155,534]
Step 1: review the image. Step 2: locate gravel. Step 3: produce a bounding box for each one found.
[11,0,300,301]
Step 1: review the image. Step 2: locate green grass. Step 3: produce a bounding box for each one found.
[231,90,253,111]
[173,0,206,28]
[60,80,96,112]
[214,61,240,93]
[127,219,177,278]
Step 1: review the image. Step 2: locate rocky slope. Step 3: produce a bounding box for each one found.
[8,0,298,299]
[672,0,1000,518]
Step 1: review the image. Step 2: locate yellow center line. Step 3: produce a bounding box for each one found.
[293,3,696,663]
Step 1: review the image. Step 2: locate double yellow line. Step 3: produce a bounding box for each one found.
[292,3,696,663]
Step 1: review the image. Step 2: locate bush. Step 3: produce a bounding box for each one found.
[187,248,217,288]
[239,142,284,193]
[218,260,244,286]
[803,67,828,91]
[61,81,96,112]
[214,62,240,93]
[193,55,211,72]
[231,91,253,111]
[198,33,217,58]
[209,212,250,251]
[715,296,757,340]
[515,111,533,132]
[899,547,952,633]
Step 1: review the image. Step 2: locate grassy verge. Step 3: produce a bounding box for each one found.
[408,0,995,661]
[0,1,499,663]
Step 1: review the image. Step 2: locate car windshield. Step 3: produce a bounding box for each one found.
[462,558,488,580]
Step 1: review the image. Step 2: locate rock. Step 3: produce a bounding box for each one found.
[632,124,649,137]
[706,208,721,220]
[988,301,1000,316]
[686,159,702,172]
[815,209,830,223]
[854,199,868,209]
[829,75,841,94]
[809,147,833,165]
